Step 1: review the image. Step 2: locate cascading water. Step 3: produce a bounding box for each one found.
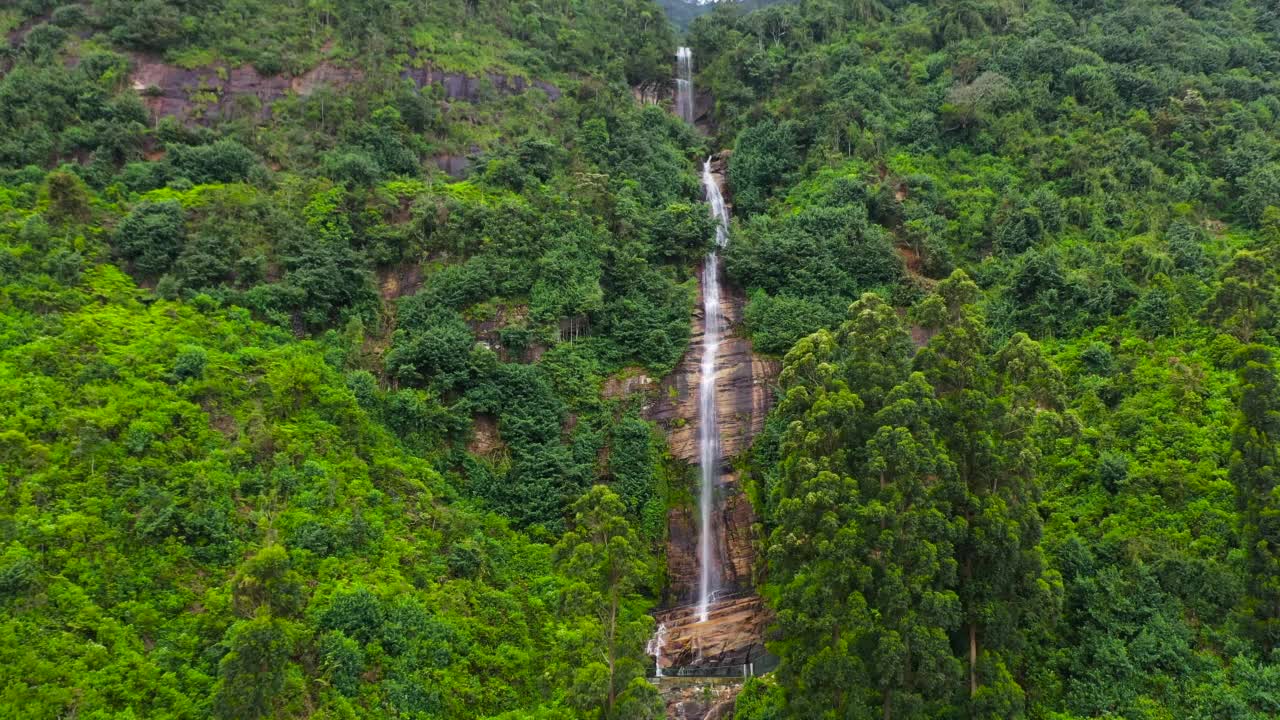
[675,47,694,124]
[646,623,669,677]
[696,156,730,624]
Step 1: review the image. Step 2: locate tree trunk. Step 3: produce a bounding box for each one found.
[606,592,618,715]
[969,621,977,697]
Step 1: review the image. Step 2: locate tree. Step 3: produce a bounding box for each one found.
[231,545,306,619]
[767,293,960,718]
[1207,251,1276,342]
[1233,346,1280,651]
[553,486,660,719]
[212,614,301,720]
[115,200,185,277]
[729,119,801,216]
[913,271,1061,711]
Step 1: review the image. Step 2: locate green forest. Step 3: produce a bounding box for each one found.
[3,0,1280,718]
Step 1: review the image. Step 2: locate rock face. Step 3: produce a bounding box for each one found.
[646,269,776,464]
[634,155,776,703]
[645,157,777,607]
[128,54,560,125]
[653,594,771,671]
[663,474,756,602]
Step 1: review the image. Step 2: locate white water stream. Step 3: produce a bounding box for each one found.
[696,153,729,623]
[676,47,694,124]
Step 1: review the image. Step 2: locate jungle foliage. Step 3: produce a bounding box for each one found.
[688,0,1280,717]
[0,2,696,719]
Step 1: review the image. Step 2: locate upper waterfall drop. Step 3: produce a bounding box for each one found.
[696,155,730,624]
[703,158,729,249]
[676,47,695,124]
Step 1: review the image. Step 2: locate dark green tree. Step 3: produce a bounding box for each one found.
[913,271,1061,713]
[552,485,660,719]
[1233,346,1280,650]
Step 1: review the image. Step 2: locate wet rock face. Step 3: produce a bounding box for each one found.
[664,473,756,603]
[626,158,776,697]
[653,595,771,671]
[645,211,778,605]
[646,262,776,467]
[128,54,560,125]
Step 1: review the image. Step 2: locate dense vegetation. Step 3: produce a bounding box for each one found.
[1,1,702,718]
[8,0,1280,718]
[686,0,1280,717]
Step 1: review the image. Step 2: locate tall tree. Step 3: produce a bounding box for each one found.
[1233,345,1280,650]
[553,485,661,720]
[767,293,965,718]
[913,271,1061,716]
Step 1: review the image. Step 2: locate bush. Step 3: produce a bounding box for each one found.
[115,200,185,276]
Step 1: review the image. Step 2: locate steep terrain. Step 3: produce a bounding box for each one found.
[0,2,707,719]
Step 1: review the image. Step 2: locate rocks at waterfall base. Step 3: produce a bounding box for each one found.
[658,678,743,720]
[653,595,771,671]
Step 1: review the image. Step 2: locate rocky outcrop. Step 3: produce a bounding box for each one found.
[653,594,771,671]
[657,678,743,720]
[467,414,504,457]
[401,64,561,101]
[630,81,718,131]
[664,473,755,602]
[622,154,775,699]
[378,264,424,301]
[645,271,776,463]
[642,156,776,609]
[128,54,560,125]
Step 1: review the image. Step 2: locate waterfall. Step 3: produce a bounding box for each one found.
[697,156,730,624]
[647,623,669,677]
[676,47,694,124]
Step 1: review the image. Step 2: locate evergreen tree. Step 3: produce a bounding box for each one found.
[768,293,965,718]
[913,271,1061,714]
[1233,346,1280,650]
[552,485,661,720]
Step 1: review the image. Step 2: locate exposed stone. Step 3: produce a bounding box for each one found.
[467,414,504,457]
[640,159,775,698]
[655,678,744,720]
[603,369,656,400]
[646,260,777,465]
[466,303,533,362]
[633,81,665,106]
[400,64,561,101]
[653,594,771,671]
[432,154,471,179]
[664,472,756,603]
[127,54,560,125]
[378,264,423,301]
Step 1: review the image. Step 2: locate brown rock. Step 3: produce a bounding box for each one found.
[646,259,778,465]
[656,678,744,720]
[127,54,560,126]
[467,414,504,457]
[653,594,771,671]
[615,155,775,692]
[378,264,423,301]
[664,472,756,603]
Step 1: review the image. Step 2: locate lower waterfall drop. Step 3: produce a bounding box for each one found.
[647,623,669,678]
[696,156,730,624]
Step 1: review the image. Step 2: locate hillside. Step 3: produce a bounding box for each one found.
[6,0,1280,719]
[689,0,1280,717]
[1,1,701,718]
